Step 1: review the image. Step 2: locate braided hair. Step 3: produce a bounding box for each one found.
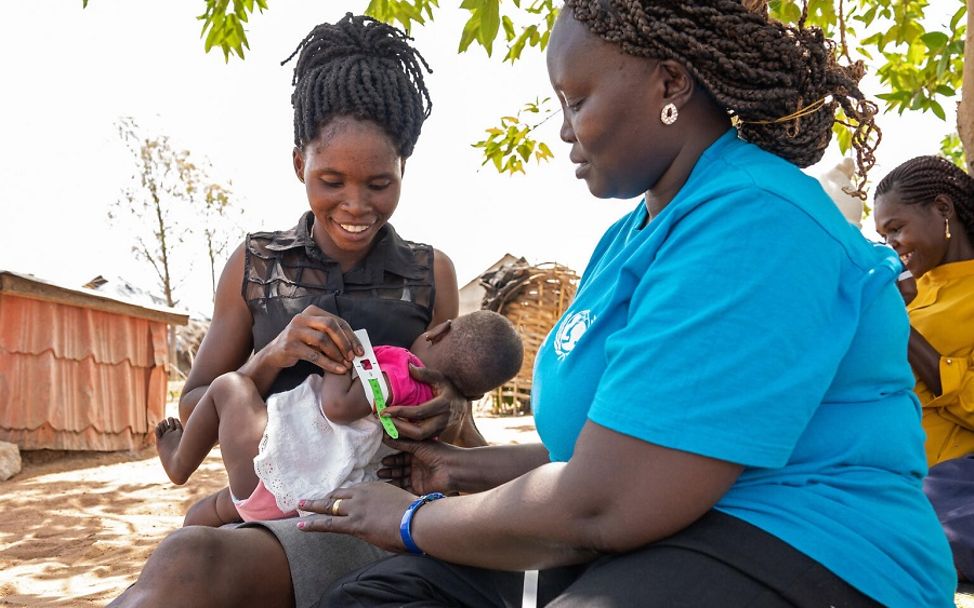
[875,156,974,245]
[282,13,432,157]
[564,0,879,197]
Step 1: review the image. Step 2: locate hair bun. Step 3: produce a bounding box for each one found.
[284,12,433,156]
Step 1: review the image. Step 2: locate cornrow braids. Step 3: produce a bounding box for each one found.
[564,0,880,198]
[876,156,974,245]
[282,13,433,157]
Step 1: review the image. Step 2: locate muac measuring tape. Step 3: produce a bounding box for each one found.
[351,329,399,439]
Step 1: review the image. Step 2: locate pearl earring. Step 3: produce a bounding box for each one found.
[946,217,952,240]
[660,103,678,125]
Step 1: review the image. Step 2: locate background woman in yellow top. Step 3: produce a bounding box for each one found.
[874,155,974,466]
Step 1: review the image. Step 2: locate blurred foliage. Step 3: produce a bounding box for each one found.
[473,97,556,174]
[112,118,241,307]
[364,0,439,34]
[84,0,970,176]
[197,0,268,61]
[941,132,968,168]
[770,0,966,157]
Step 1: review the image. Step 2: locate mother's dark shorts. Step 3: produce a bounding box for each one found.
[241,517,390,608]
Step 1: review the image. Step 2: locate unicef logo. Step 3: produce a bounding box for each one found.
[554,310,593,359]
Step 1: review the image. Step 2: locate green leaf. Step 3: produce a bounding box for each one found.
[502,15,515,41]
[204,22,221,52]
[920,32,949,52]
[783,2,802,24]
[833,122,852,155]
[951,5,966,31]
[458,14,480,53]
[929,100,946,121]
[940,132,966,169]
[479,0,500,55]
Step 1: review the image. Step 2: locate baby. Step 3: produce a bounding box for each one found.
[155,310,523,526]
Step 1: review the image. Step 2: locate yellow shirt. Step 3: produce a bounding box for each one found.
[909,259,974,465]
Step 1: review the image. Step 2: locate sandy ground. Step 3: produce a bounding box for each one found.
[4,412,972,608]
[0,409,539,608]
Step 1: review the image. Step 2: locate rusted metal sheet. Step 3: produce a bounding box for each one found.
[0,280,182,451]
[0,270,188,326]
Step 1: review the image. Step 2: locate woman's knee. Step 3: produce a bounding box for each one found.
[153,526,234,576]
[135,526,292,607]
[210,371,259,401]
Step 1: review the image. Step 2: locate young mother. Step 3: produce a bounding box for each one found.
[307,2,956,606]
[111,14,480,608]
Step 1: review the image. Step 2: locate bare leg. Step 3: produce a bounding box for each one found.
[108,526,294,608]
[215,374,268,501]
[183,487,244,527]
[156,372,266,495]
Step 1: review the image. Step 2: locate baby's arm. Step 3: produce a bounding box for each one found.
[318,370,392,424]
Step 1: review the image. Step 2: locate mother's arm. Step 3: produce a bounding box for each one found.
[179,243,363,423]
[306,422,742,570]
[179,244,254,422]
[907,328,943,396]
[378,438,552,495]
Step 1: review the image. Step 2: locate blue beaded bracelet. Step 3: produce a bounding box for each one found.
[399,492,446,555]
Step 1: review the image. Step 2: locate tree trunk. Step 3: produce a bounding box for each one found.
[207,232,217,301]
[959,0,974,171]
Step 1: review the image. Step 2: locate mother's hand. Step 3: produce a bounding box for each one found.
[297,482,417,553]
[382,365,469,440]
[263,305,363,374]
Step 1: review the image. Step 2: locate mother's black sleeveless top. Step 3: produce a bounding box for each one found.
[243,212,436,395]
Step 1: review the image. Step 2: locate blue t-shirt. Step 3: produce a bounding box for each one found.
[532,129,955,607]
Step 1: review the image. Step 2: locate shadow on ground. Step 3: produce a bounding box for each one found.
[0,445,228,606]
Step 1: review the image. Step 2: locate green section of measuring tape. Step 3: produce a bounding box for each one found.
[368,377,399,439]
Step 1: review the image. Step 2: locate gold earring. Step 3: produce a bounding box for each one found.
[660,103,678,125]
[946,217,952,240]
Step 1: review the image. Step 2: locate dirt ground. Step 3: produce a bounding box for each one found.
[0,411,539,607]
[4,414,972,608]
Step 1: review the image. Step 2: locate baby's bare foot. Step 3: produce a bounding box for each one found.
[156,417,188,485]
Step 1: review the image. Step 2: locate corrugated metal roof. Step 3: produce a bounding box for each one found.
[0,294,170,451]
[0,270,189,326]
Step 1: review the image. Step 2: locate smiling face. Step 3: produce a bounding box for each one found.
[293,116,404,269]
[874,191,951,278]
[546,11,674,200]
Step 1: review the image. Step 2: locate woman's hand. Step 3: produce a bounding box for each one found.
[382,365,468,440]
[261,305,363,374]
[297,482,417,553]
[378,438,461,495]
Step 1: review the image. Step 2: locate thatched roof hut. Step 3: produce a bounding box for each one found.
[480,260,579,415]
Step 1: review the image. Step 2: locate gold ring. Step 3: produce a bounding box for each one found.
[331,498,342,516]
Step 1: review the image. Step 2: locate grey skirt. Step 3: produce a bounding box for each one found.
[241,517,390,608]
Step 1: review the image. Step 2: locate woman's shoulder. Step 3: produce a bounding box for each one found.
[246,212,314,257]
[686,135,884,271]
[363,224,435,282]
[378,223,433,256]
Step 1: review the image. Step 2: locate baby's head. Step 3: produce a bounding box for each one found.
[410,310,523,399]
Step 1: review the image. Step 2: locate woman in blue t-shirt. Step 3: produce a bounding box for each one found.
[300,2,956,606]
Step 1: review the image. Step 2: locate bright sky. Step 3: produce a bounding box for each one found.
[0,1,960,316]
